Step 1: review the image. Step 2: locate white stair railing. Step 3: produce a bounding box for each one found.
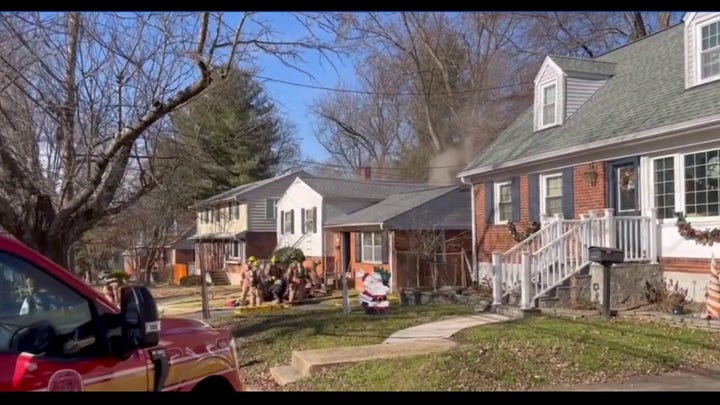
[493,208,658,309]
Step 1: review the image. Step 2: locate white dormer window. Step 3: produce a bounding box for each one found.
[685,13,720,88]
[541,82,557,127]
[700,20,720,81]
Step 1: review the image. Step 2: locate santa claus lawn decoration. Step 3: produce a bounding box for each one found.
[359,270,390,315]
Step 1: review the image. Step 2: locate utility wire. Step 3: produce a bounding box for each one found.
[252,74,531,97]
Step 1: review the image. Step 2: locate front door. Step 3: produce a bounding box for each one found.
[608,157,642,257]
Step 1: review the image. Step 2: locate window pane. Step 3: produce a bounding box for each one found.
[546,176,563,197]
[543,104,556,126]
[373,232,383,246]
[0,252,92,353]
[653,157,676,219]
[499,185,511,202]
[373,246,383,262]
[684,150,720,217]
[543,84,556,104]
[363,246,373,262]
[362,233,372,248]
[546,197,563,216]
[499,202,512,221]
[702,49,720,79]
[617,167,637,212]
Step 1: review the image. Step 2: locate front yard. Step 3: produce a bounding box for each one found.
[289,316,720,391]
[213,304,475,390]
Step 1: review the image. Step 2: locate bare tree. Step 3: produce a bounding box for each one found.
[0,12,337,267]
[315,12,535,181]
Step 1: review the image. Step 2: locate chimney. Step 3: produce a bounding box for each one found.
[359,166,372,180]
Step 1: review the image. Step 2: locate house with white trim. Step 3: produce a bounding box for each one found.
[275,171,426,283]
[458,13,720,308]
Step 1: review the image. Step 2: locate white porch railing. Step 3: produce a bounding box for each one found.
[492,208,658,309]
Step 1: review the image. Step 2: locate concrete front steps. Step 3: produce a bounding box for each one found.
[270,340,457,386]
[269,313,511,386]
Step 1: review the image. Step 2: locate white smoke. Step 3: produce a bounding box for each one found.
[426,144,472,186]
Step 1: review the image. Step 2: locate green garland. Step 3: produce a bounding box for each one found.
[675,212,720,246]
[508,221,541,243]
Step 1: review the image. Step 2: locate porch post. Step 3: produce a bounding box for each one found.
[521,252,533,309]
[648,208,659,264]
[492,252,503,306]
[603,208,616,248]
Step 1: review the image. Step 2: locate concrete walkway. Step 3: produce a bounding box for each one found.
[270,312,511,386]
[383,313,510,343]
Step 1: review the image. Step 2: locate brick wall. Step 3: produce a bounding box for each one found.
[474,162,607,262]
[660,257,712,274]
[174,249,194,265]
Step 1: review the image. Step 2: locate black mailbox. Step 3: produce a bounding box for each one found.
[588,246,625,265]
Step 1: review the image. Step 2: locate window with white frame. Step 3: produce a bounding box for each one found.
[685,149,720,217]
[700,20,720,81]
[651,148,720,220]
[541,174,563,216]
[541,82,557,127]
[266,198,278,220]
[230,202,239,220]
[361,232,383,263]
[494,182,512,223]
[305,207,315,233]
[653,157,676,220]
[283,210,293,234]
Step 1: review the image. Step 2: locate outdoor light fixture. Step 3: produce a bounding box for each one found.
[584,163,599,187]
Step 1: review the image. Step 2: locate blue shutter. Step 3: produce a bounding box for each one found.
[312,207,318,233]
[528,174,540,222]
[355,232,363,262]
[280,210,285,234]
[511,177,521,222]
[301,208,306,234]
[381,232,389,264]
[562,167,575,219]
[484,182,495,225]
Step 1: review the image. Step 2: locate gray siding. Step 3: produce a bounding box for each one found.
[387,187,471,230]
[324,198,378,222]
[247,175,304,232]
[565,77,606,117]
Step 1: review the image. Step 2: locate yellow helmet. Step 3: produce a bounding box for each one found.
[270,256,277,264]
[248,256,257,263]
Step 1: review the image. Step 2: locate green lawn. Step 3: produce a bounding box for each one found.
[214,304,475,390]
[290,316,720,391]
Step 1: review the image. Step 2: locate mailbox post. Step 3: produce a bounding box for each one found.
[588,246,625,319]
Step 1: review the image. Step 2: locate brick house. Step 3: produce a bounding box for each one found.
[458,13,720,307]
[276,170,426,284]
[324,185,472,291]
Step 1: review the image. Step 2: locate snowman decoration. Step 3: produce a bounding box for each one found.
[359,271,390,315]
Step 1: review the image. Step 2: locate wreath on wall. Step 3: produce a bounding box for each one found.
[508,221,541,243]
[675,212,720,246]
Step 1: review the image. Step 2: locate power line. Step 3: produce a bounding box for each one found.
[296,159,466,171]
[252,74,531,97]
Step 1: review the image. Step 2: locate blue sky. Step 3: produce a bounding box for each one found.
[241,12,359,162]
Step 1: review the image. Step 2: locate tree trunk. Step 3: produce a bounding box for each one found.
[23,232,73,269]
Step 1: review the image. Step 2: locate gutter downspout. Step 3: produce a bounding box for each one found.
[460,177,478,285]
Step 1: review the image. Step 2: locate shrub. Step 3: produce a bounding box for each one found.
[180,275,202,286]
[271,247,305,266]
[109,270,130,284]
[645,278,689,313]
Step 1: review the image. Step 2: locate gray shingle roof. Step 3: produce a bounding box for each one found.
[463,23,720,174]
[190,169,309,209]
[325,185,471,230]
[301,177,427,200]
[549,55,617,76]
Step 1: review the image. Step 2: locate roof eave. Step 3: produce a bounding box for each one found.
[323,222,385,232]
[458,113,720,181]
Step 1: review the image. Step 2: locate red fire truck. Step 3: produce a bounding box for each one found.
[0,236,242,391]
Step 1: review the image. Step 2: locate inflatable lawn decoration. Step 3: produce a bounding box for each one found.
[358,270,390,315]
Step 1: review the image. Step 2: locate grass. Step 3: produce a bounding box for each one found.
[211,304,475,390]
[290,316,720,391]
